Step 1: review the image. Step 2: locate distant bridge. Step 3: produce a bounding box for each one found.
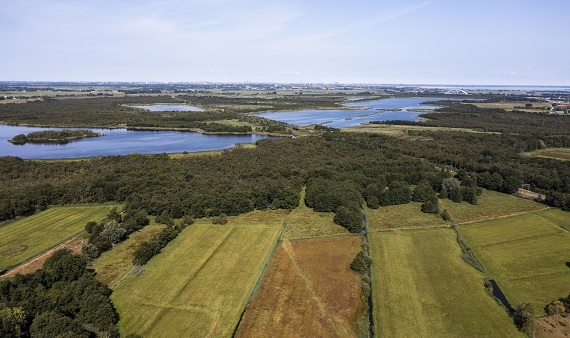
[444,89,469,95]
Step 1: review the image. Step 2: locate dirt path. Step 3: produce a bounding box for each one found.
[2,236,84,278]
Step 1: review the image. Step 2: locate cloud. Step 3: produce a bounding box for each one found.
[265,1,433,51]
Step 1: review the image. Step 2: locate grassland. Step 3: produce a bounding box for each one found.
[472,101,551,112]
[345,124,487,138]
[236,236,366,338]
[521,147,570,161]
[92,220,166,286]
[369,228,521,337]
[439,189,546,224]
[0,204,119,270]
[366,202,448,231]
[457,210,570,314]
[112,210,286,337]
[283,186,348,240]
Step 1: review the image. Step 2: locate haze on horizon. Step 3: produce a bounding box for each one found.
[1,0,568,86]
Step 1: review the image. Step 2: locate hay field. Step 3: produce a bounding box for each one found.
[457,210,570,314]
[236,236,366,337]
[369,229,521,337]
[112,210,285,337]
[439,190,545,224]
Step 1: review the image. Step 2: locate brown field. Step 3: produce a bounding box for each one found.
[521,148,570,161]
[235,236,366,338]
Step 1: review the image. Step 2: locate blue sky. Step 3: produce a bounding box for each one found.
[1,0,568,85]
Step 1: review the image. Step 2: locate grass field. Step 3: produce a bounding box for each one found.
[0,204,119,270]
[521,147,570,161]
[345,124,487,138]
[439,189,545,224]
[283,186,348,240]
[366,202,448,231]
[92,220,165,286]
[472,101,551,112]
[112,210,286,337]
[457,210,570,314]
[369,228,521,337]
[236,236,366,338]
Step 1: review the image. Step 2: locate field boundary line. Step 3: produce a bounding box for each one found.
[289,232,359,242]
[367,224,450,234]
[455,206,551,226]
[283,239,350,338]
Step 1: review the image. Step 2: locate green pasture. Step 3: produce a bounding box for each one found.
[0,204,119,270]
[366,202,448,231]
[457,209,570,314]
[369,229,521,337]
[439,190,545,224]
[112,211,285,337]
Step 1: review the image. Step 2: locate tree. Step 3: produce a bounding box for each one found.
[99,220,126,245]
[29,311,89,338]
[43,249,86,283]
[350,251,372,275]
[333,206,362,233]
[0,307,27,337]
[513,303,533,333]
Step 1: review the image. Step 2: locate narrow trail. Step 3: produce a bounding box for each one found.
[282,239,350,338]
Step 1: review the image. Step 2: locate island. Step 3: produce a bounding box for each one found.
[8,130,102,144]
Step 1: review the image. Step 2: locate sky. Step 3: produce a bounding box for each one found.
[1,0,569,85]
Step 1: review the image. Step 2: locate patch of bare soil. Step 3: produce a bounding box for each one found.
[533,314,570,338]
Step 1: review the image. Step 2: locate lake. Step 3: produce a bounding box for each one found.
[257,97,445,127]
[0,125,280,159]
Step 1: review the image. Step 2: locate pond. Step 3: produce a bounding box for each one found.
[129,104,204,112]
[257,97,445,127]
[0,125,280,159]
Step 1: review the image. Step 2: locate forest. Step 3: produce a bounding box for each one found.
[1,93,570,336]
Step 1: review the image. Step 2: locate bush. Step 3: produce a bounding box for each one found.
[350,251,372,275]
[333,206,362,233]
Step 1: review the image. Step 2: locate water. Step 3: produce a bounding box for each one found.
[129,104,204,112]
[257,97,445,127]
[0,125,279,159]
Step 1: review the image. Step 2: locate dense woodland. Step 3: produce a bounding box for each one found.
[0,249,119,337]
[1,94,570,336]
